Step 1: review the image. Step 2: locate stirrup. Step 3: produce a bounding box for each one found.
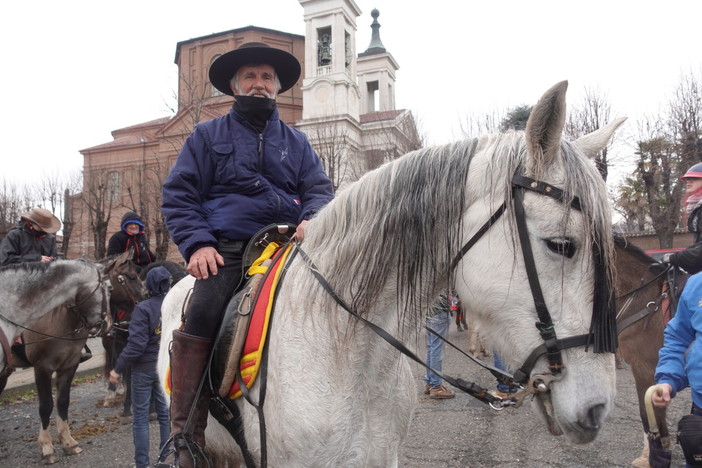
[155,433,211,468]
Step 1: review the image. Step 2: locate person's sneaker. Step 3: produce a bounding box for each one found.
[429,385,455,399]
[424,383,431,395]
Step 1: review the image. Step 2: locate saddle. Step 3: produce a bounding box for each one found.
[211,240,294,399]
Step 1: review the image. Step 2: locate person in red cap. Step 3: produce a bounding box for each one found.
[663,163,702,274]
[159,42,334,467]
[0,207,61,265]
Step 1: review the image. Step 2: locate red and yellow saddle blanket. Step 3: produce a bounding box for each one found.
[165,242,293,400]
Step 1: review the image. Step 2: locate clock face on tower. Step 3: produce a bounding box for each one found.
[314,84,331,103]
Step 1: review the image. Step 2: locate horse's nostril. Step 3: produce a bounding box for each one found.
[582,403,605,431]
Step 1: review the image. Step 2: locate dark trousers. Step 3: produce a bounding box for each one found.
[183,239,245,340]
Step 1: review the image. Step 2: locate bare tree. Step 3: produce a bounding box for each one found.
[0,179,34,241]
[81,169,116,260]
[565,86,614,180]
[308,123,352,191]
[619,70,702,248]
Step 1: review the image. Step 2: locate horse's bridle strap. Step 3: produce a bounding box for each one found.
[449,202,507,271]
[512,333,593,383]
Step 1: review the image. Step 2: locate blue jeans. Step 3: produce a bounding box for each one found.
[494,351,518,393]
[424,311,450,388]
[131,370,170,468]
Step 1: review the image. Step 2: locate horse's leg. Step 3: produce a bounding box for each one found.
[35,368,58,464]
[102,336,119,406]
[54,368,82,456]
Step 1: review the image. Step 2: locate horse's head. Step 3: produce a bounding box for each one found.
[102,249,148,308]
[69,262,113,336]
[455,81,625,443]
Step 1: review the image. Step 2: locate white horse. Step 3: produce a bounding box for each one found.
[0,259,111,388]
[159,81,626,467]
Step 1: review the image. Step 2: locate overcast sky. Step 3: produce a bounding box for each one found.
[2,0,700,188]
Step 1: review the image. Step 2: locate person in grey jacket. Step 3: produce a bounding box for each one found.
[0,207,61,265]
[158,42,334,467]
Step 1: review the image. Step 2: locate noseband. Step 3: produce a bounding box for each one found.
[451,172,615,385]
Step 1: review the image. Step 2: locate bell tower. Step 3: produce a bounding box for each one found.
[298,0,362,121]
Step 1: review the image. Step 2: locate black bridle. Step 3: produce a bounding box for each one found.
[450,173,615,385]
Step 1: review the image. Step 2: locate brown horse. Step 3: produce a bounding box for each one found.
[9,251,145,464]
[614,235,683,468]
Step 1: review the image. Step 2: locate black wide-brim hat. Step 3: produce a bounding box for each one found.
[209,42,301,96]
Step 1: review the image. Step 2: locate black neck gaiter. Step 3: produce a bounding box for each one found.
[233,95,276,133]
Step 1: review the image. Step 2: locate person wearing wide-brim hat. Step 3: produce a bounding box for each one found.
[158,43,334,467]
[0,207,62,265]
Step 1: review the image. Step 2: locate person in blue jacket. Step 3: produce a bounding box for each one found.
[109,266,171,468]
[158,42,334,467]
[652,270,702,415]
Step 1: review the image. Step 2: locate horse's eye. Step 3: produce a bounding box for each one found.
[546,238,576,258]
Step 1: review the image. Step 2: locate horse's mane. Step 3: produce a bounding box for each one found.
[303,133,614,327]
[613,233,656,265]
[0,259,94,285]
[0,260,53,273]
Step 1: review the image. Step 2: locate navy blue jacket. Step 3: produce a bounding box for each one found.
[113,267,170,374]
[162,107,334,261]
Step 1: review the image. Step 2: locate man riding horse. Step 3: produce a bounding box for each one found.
[158,42,334,467]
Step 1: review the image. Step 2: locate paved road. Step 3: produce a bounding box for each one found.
[0,329,691,467]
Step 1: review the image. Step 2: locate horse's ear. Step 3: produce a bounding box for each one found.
[573,117,627,159]
[525,81,568,176]
[118,248,134,266]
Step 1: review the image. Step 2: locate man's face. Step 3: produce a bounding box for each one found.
[232,64,278,99]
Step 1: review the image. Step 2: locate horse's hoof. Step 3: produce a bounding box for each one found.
[41,453,58,465]
[62,444,83,456]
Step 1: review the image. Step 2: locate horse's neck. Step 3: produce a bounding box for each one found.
[17,266,84,322]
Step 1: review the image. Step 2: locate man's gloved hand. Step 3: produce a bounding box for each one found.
[660,253,673,264]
